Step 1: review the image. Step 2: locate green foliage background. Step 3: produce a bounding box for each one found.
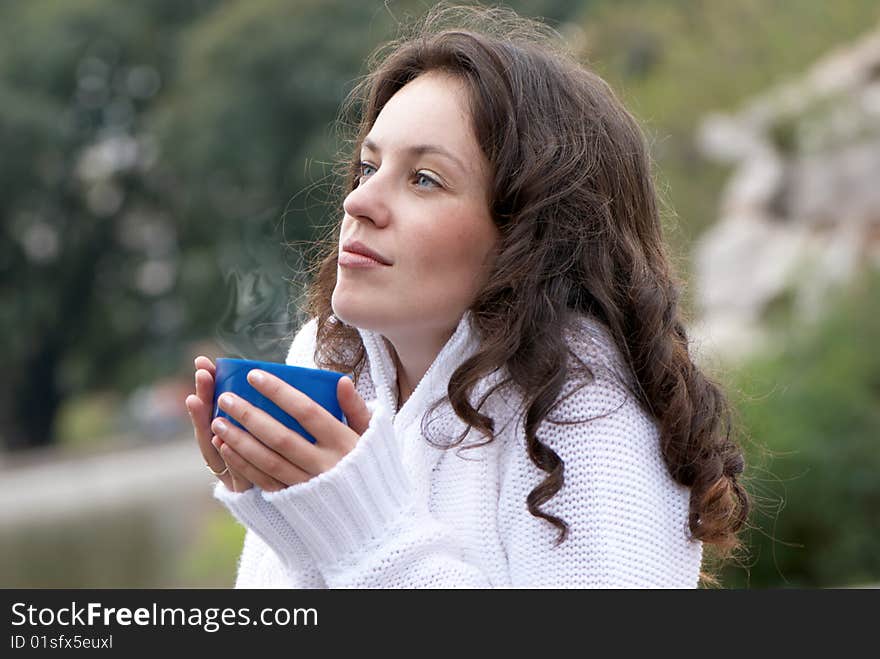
[721,270,880,588]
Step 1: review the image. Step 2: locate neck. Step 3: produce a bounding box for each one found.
[383,322,457,409]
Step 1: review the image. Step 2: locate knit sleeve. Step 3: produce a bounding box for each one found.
[497,365,703,588]
[260,401,493,588]
[213,486,326,588]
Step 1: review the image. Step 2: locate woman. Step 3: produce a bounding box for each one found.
[185,4,749,588]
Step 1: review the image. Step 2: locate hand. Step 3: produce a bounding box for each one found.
[184,356,253,493]
[208,370,373,492]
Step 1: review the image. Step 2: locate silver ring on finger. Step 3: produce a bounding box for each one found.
[206,463,229,477]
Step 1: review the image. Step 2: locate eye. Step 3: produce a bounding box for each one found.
[411,169,441,189]
[357,161,376,183]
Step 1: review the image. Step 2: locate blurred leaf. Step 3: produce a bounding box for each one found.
[722,268,880,587]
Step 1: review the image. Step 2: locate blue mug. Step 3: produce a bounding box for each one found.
[212,358,349,444]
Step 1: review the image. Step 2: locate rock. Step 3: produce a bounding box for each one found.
[691,26,880,363]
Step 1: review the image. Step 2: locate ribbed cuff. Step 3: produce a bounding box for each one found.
[261,402,414,567]
[212,482,314,573]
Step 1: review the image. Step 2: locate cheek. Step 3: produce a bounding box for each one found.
[408,221,496,284]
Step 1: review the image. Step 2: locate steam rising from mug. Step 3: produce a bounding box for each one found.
[213,206,311,362]
[215,268,295,362]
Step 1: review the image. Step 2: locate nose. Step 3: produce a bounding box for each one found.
[342,171,391,227]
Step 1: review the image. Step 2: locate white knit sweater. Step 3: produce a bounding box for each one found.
[212,310,703,588]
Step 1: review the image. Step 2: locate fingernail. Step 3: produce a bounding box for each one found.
[213,418,228,433]
[248,370,264,385]
[219,393,235,409]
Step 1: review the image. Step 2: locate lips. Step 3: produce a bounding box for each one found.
[341,239,392,265]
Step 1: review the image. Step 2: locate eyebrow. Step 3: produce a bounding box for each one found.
[362,137,467,172]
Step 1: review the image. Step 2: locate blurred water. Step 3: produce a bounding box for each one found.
[0,437,238,588]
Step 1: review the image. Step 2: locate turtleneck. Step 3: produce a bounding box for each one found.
[356,309,481,431]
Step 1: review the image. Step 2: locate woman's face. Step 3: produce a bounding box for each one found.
[332,71,499,338]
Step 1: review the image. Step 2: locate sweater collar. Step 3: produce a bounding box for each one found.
[357,310,480,431]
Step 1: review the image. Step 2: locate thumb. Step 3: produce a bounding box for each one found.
[338,376,372,435]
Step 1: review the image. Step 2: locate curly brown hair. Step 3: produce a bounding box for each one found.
[294,3,749,580]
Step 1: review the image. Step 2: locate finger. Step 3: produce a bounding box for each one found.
[195,368,215,409]
[211,435,254,492]
[194,355,216,377]
[212,435,299,492]
[247,369,358,453]
[186,394,233,490]
[211,437,255,492]
[216,392,324,474]
[186,391,215,447]
[211,417,311,486]
[228,464,253,493]
[216,446,253,492]
[338,376,372,436]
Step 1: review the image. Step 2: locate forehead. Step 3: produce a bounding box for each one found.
[365,72,484,170]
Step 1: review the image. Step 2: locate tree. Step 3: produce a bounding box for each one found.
[0,0,227,449]
[0,0,586,450]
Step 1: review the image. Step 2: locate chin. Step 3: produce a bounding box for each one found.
[331,292,386,332]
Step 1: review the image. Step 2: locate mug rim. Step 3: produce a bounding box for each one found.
[214,357,348,382]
